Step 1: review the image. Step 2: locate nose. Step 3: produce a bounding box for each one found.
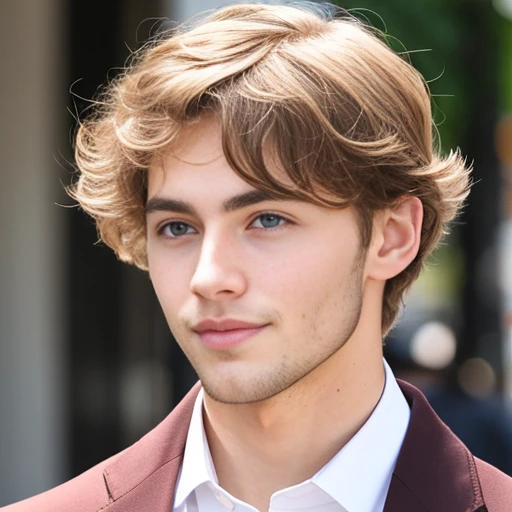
[189,232,248,301]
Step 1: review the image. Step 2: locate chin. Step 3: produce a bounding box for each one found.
[199,370,296,405]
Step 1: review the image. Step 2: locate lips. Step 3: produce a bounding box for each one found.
[193,318,266,332]
[192,318,268,350]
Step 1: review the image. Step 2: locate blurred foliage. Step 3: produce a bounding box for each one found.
[333,0,473,152]
[499,16,512,112]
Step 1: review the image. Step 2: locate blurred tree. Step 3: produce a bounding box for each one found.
[338,0,503,374]
[338,0,468,151]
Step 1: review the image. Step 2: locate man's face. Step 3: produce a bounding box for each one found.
[146,119,366,404]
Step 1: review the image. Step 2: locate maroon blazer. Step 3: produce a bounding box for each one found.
[3,379,512,512]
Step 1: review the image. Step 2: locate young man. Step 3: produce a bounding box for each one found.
[5,2,512,511]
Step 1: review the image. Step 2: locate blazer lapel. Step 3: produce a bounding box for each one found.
[384,380,486,512]
[100,383,200,512]
[99,378,488,512]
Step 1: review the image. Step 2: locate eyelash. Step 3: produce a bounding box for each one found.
[156,212,290,239]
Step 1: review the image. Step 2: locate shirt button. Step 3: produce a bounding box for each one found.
[214,491,235,511]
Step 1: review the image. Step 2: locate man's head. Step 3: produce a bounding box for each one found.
[144,116,372,403]
[72,2,470,400]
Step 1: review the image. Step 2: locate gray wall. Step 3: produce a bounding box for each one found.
[0,0,67,505]
[170,0,298,19]
[171,0,226,20]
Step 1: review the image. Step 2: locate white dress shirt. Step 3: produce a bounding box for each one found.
[173,359,410,512]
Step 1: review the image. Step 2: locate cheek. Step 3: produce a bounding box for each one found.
[148,253,193,318]
[255,242,358,312]
[296,232,358,282]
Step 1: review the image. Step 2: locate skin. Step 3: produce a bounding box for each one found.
[146,117,423,511]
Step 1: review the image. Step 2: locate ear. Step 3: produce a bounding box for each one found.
[366,196,423,281]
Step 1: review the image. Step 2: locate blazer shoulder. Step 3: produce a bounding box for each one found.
[0,452,121,512]
[2,384,201,512]
[475,457,512,512]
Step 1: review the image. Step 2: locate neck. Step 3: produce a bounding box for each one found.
[203,327,385,511]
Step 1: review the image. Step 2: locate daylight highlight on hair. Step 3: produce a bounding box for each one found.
[71,2,471,333]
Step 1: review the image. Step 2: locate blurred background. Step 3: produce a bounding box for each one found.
[1,0,512,506]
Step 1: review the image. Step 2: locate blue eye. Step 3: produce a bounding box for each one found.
[253,213,285,229]
[161,222,195,237]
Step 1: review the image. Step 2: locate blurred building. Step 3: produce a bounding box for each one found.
[1,0,511,506]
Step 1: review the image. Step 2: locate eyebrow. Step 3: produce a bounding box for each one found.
[145,189,288,217]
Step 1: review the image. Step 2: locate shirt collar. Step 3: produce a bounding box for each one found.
[174,358,410,511]
[173,387,213,508]
[312,359,411,512]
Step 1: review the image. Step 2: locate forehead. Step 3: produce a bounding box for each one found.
[147,117,295,200]
[167,117,223,166]
[147,119,251,199]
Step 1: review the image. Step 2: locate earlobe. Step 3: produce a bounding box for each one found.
[367,196,423,281]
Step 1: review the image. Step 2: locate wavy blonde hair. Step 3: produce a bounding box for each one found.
[71,2,471,333]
